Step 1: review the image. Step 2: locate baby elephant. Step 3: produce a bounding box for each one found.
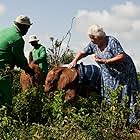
[44,63,101,102]
[20,63,43,91]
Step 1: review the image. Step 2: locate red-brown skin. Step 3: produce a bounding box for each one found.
[20,63,43,91]
[44,66,78,101]
[44,66,101,102]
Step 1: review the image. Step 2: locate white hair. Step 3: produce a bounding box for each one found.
[88,24,106,37]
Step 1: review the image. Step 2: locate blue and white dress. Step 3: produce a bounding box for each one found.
[83,36,139,108]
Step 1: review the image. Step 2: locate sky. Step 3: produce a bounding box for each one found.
[0,0,140,71]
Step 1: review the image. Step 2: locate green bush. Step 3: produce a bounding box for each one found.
[0,71,140,139]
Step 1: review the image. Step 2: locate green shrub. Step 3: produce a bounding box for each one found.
[0,73,140,139]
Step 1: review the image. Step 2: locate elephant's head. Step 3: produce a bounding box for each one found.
[28,63,43,85]
[20,63,43,91]
[44,66,78,101]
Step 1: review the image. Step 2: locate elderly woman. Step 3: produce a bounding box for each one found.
[69,24,139,124]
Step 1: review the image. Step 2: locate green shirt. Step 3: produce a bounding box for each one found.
[32,44,48,74]
[0,24,28,70]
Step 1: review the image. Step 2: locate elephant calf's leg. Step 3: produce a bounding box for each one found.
[20,72,32,91]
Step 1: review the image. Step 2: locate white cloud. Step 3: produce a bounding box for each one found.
[0,3,6,15]
[74,1,140,71]
[111,1,140,19]
[75,1,140,40]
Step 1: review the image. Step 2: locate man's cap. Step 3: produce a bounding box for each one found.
[14,15,32,25]
[28,35,39,43]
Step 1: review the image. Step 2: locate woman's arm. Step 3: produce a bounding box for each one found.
[95,53,125,64]
[105,53,125,64]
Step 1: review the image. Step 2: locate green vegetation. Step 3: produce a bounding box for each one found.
[47,37,75,69]
[0,75,140,139]
[1,20,140,139]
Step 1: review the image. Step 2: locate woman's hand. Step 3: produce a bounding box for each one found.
[68,51,86,68]
[95,57,106,64]
[68,60,77,68]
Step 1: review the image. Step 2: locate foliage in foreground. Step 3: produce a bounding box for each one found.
[0,73,140,140]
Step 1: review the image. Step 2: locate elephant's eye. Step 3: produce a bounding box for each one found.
[47,80,52,84]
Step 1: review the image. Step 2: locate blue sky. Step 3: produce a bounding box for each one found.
[0,0,140,71]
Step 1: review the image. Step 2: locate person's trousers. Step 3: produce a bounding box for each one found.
[0,74,12,107]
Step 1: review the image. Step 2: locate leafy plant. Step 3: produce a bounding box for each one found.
[47,17,75,69]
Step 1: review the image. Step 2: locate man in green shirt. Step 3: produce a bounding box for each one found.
[0,15,34,107]
[28,35,48,82]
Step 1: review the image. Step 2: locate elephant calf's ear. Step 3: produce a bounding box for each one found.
[57,68,78,89]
